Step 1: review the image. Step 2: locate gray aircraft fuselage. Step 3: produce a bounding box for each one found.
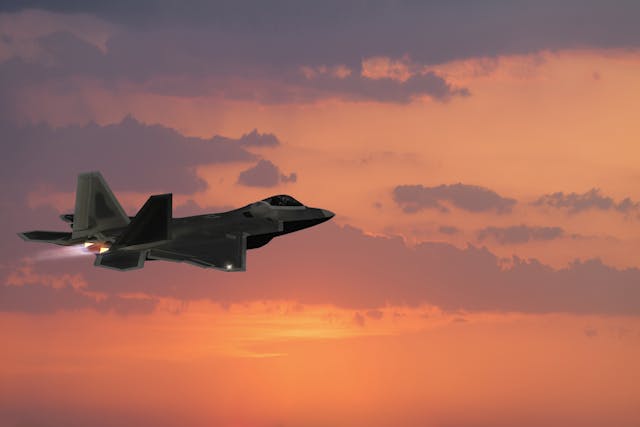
[82,202,334,251]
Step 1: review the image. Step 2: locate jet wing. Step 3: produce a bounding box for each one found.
[148,232,247,271]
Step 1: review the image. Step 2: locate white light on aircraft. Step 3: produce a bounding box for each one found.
[84,242,93,248]
[99,247,109,254]
[225,263,233,270]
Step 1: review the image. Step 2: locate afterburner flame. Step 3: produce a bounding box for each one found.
[83,241,111,254]
[33,245,94,261]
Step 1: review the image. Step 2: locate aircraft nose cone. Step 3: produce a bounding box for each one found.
[321,209,335,219]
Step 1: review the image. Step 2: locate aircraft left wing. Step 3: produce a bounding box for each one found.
[148,232,248,272]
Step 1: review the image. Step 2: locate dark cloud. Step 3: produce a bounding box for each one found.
[61,223,640,316]
[237,159,297,188]
[0,32,111,100]
[438,225,460,235]
[0,115,255,197]
[3,1,640,64]
[0,28,467,106]
[533,189,639,214]
[3,2,640,105]
[237,160,279,187]
[298,70,469,103]
[38,31,107,74]
[477,225,564,245]
[393,184,516,214]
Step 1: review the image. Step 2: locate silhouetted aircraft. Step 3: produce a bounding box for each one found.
[19,172,334,271]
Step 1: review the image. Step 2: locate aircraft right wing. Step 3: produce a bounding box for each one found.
[148,232,248,272]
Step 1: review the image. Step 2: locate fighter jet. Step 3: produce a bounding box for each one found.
[19,172,334,271]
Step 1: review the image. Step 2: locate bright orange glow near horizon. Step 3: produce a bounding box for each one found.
[2,302,639,427]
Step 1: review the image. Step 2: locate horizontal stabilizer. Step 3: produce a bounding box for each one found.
[112,194,172,250]
[18,231,73,245]
[95,250,146,271]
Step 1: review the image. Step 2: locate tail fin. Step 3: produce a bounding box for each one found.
[94,194,171,270]
[71,172,130,239]
[111,193,172,250]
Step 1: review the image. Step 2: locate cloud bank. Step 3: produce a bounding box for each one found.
[5,223,639,316]
[0,116,257,196]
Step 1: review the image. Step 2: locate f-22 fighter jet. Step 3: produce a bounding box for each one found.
[19,172,334,271]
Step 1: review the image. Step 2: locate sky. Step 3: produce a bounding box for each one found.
[1,2,640,426]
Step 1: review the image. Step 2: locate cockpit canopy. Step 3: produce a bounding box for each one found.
[262,195,304,207]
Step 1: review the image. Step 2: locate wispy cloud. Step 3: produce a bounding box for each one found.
[393,183,516,214]
[477,225,564,245]
[533,189,639,214]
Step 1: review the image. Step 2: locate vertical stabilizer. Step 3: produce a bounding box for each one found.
[72,172,130,239]
[111,193,172,250]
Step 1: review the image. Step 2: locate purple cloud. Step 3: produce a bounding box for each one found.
[0,29,468,106]
[4,1,640,109]
[0,116,256,197]
[212,129,281,147]
[533,189,639,214]
[237,159,297,188]
[393,184,516,214]
[3,2,640,66]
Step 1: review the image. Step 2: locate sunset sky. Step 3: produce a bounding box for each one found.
[2,2,640,426]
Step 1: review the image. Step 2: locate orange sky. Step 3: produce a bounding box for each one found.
[3,5,640,427]
[2,302,639,427]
